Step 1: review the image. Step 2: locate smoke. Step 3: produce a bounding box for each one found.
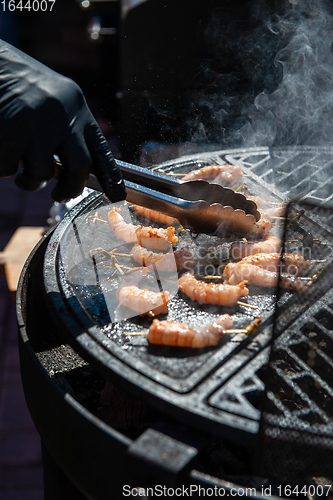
[191,0,333,148]
[239,0,333,147]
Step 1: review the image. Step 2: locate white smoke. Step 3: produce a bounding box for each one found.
[235,0,333,147]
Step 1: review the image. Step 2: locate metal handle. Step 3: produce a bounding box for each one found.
[116,159,183,194]
[124,179,202,221]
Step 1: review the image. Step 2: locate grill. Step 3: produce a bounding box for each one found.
[259,202,333,485]
[17,146,333,498]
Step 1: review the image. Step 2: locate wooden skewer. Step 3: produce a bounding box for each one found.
[95,261,131,271]
[114,262,124,275]
[297,275,323,281]
[90,217,108,224]
[91,248,132,263]
[90,247,112,258]
[88,212,108,224]
[247,197,285,207]
[202,275,223,279]
[202,272,322,283]
[110,252,132,258]
[237,301,258,310]
[251,199,283,205]
[125,331,149,336]
[287,238,321,243]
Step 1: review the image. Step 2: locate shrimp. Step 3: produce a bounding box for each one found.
[131,204,179,226]
[223,261,307,291]
[230,235,282,260]
[131,244,195,271]
[250,218,272,236]
[246,196,287,219]
[107,207,178,250]
[178,270,248,306]
[117,267,169,316]
[181,164,243,185]
[147,314,234,347]
[238,252,312,274]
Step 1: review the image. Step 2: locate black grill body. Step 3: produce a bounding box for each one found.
[17,147,333,497]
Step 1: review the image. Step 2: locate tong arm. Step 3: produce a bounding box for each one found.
[115,160,259,220]
[86,174,258,234]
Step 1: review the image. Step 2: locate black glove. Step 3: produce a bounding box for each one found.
[0,40,126,202]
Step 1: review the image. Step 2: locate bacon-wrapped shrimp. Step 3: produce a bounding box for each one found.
[181,164,242,186]
[230,235,282,260]
[223,261,307,292]
[131,244,195,271]
[117,267,169,316]
[147,314,234,347]
[178,270,248,306]
[131,204,179,226]
[107,207,178,250]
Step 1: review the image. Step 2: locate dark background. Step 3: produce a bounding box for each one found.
[6,0,291,163]
[11,0,122,155]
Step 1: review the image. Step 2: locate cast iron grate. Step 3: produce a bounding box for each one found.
[257,202,333,485]
[223,146,333,228]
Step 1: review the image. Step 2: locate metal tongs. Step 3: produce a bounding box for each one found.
[87,160,260,234]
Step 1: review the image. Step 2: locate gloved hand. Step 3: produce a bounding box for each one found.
[0,40,126,202]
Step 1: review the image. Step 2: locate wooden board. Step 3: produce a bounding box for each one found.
[0,227,44,300]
